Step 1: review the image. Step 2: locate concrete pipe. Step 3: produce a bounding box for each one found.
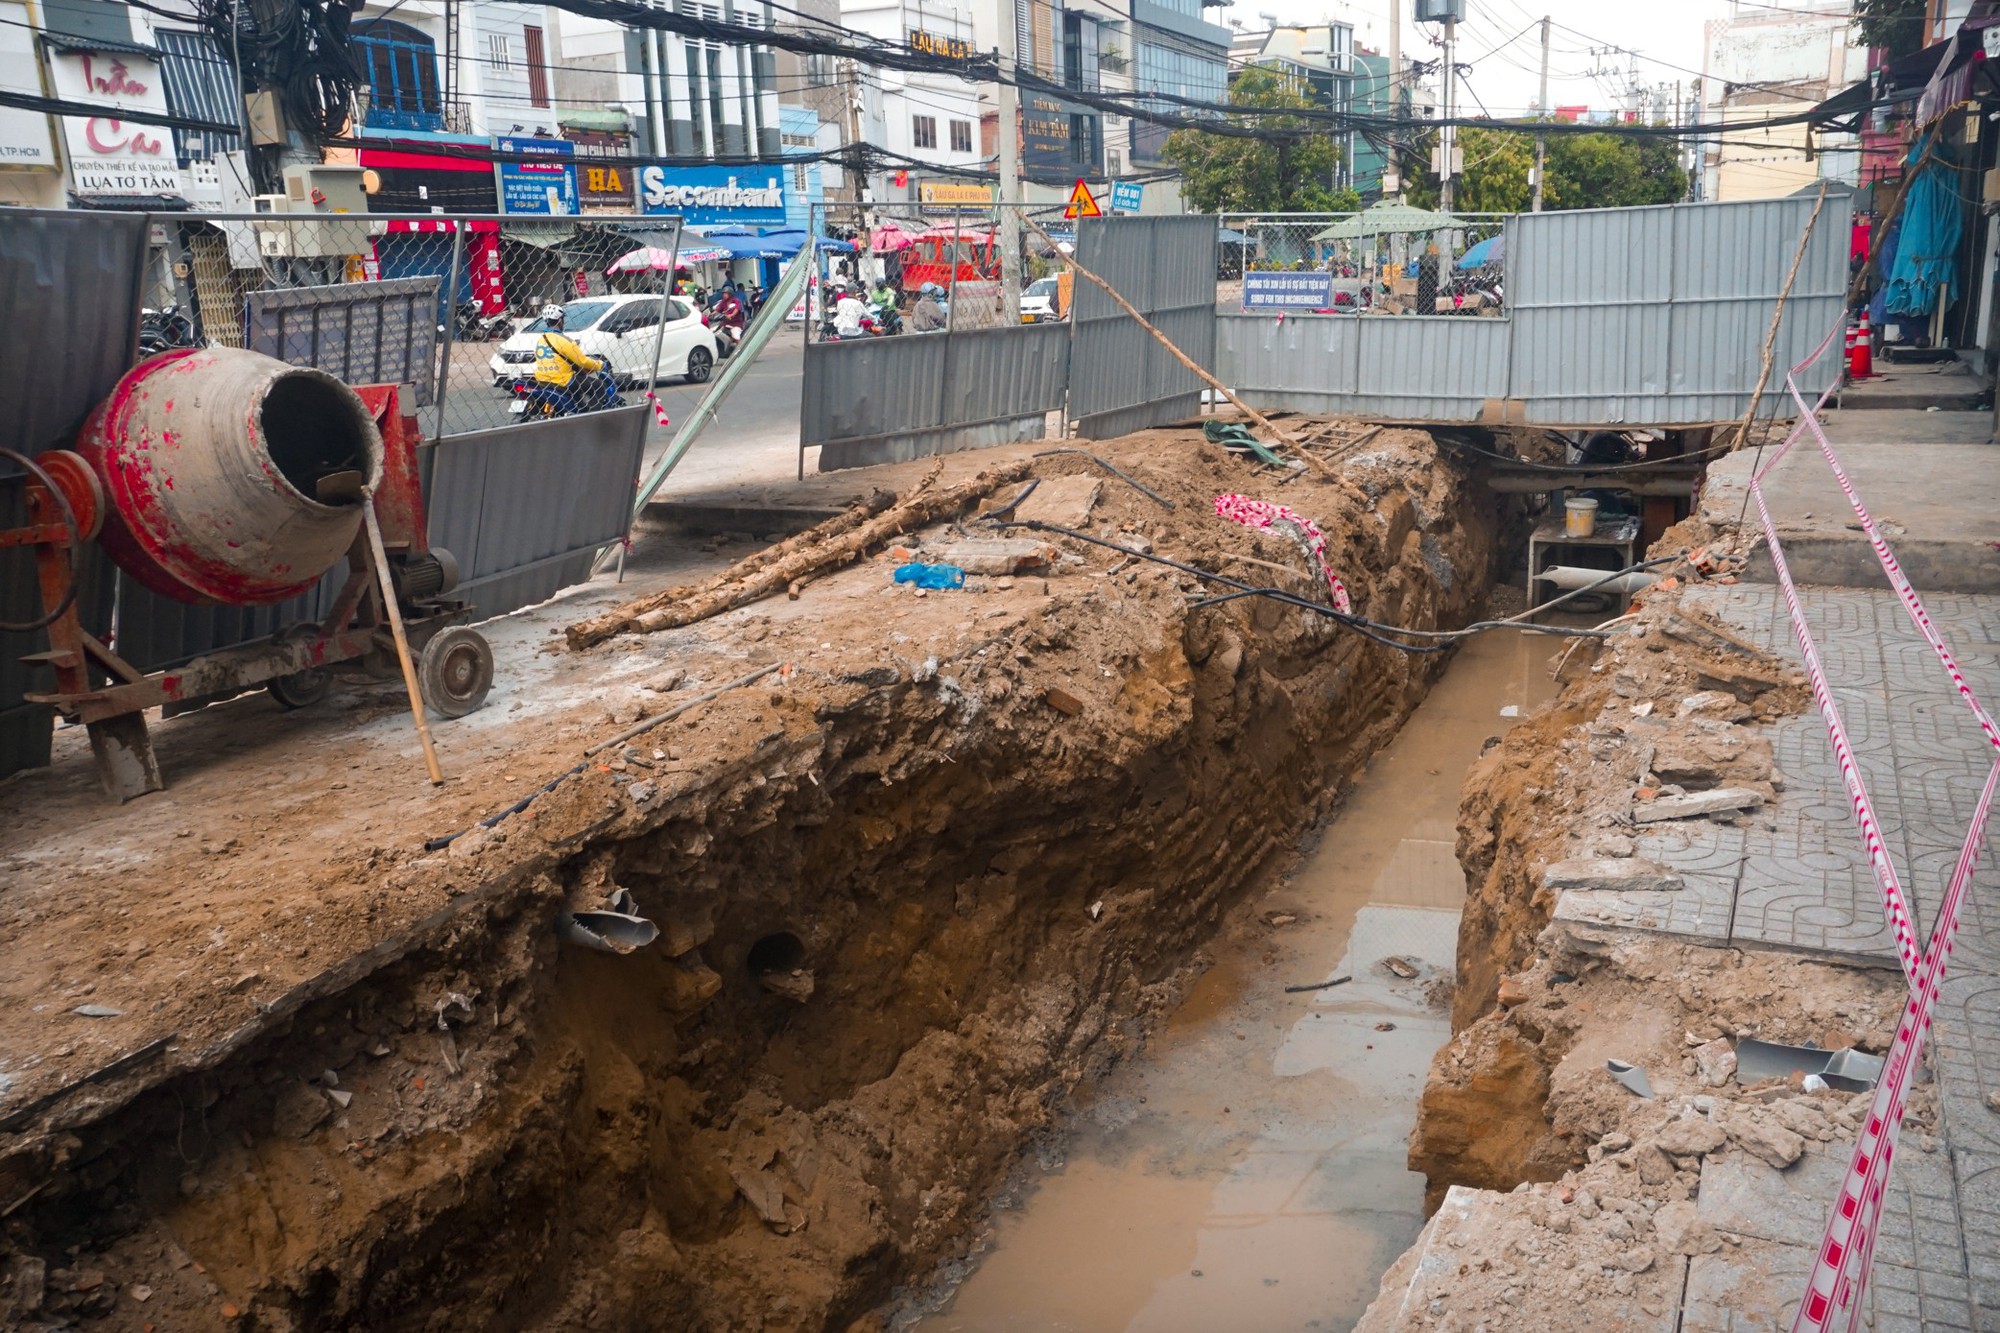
[1533,565,1662,595]
[76,347,384,605]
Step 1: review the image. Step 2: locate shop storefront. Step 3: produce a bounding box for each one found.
[357,138,499,214]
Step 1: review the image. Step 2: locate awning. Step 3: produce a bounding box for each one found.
[40,32,157,57]
[1314,202,1466,240]
[71,192,188,210]
[1917,15,2000,124]
[499,220,580,248]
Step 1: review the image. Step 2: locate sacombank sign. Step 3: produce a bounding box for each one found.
[637,165,787,224]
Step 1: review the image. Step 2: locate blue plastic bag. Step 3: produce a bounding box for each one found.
[893,562,966,590]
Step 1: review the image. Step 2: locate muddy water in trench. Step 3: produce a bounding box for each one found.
[915,628,1560,1333]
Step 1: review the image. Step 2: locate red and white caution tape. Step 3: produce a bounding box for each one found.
[1211,494,1351,614]
[1755,318,2000,1331]
[644,391,672,431]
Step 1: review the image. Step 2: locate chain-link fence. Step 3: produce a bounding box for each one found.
[807,201,1080,340]
[1219,213,1510,318]
[138,212,693,440]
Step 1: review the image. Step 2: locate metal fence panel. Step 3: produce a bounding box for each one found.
[246,276,442,406]
[1509,197,1846,423]
[802,322,1068,471]
[1071,215,1217,437]
[1222,197,1847,426]
[0,210,143,778]
[424,406,650,614]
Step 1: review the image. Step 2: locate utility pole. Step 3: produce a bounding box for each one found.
[1386,0,1401,198]
[1531,15,1549,211]
[996,0,1023,321]
[843,57,868,213]
[1438,13,1456,212]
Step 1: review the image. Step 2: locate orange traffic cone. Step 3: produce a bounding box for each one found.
[1844,320,1858,378]
[1853,311,1874,378]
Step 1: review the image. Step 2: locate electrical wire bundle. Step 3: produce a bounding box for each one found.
[198,0,362,141]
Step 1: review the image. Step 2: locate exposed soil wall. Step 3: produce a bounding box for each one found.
[1,431,1496,1332]
[1410,580,1813,1210]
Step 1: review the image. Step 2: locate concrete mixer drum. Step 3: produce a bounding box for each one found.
[75,347,385,606]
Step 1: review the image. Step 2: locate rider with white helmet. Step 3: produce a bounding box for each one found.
[533,302,606,402]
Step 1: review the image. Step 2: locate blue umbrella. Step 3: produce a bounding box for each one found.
[1456,233,1504,270]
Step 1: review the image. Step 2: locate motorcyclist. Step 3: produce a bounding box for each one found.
[532,303,612,412]
[911,282,946,333]
[711,283,748,352]
[831,283,871,339]
[868,277,902,334]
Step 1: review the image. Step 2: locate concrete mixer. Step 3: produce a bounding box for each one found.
[4,347,493,802]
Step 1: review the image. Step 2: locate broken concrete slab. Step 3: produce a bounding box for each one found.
[1543,858,1685,894]
[1010,474,1102,528]
[934,538,1058,575]
[1630,788,1766,823]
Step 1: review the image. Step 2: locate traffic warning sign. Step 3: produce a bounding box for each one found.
[1064,179,1102,218]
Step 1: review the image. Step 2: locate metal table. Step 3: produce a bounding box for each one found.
[1526,513,1642,621]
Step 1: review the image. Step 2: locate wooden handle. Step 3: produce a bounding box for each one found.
[362,492,445,786]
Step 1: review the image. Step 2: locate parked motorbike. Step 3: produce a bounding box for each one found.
[508,370,626,420]
[455,301,515,342]
[139,303,199,356]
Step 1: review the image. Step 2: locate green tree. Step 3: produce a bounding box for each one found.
[1406,125,1686,213]
[1853,0,1927,61]
[1162,66,1356,213]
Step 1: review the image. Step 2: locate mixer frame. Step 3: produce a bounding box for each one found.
[5,385,489,803]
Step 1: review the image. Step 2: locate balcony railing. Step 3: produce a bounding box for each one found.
[357,90,476,135]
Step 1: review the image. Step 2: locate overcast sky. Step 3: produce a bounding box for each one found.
[1250,0,1739,118]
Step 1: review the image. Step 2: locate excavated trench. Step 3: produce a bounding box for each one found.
[1,432,1507,1333]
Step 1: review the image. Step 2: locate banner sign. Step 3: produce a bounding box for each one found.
[638,164,787,224]
[1242,271,1334,310]
[494,136,578,215]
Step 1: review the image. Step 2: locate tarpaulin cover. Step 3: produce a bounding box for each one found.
[1883,136,1961,318]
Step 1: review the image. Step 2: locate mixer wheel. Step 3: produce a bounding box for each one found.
[267,665,332,710]
[419,627,494,718]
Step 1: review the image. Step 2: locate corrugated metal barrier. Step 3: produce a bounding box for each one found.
[1218,196,1848,426]
[1070,215,1219,438]
[0,211,144,780]
[802,322,1069,471]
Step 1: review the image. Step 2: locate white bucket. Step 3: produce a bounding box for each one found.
[1564,496,1598,539]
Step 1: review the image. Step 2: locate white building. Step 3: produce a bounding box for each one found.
[839,0,986,213]
[1698,0,1868,202]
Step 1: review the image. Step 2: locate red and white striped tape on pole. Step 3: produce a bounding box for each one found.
[1211,494,1352,614]
[644,391,672,431]
[1747,319,2000,1332]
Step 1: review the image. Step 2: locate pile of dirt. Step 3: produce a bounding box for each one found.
[0,424,1499,1332]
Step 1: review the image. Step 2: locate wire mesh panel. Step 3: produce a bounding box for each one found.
[148,212,689,441]
[1219,213,1511,317]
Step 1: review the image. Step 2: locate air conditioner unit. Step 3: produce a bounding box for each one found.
[1107,149,1125,175]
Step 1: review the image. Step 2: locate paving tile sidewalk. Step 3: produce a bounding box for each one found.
[1555,581,2000,1328]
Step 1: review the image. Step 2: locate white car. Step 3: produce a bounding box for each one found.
[1020,275,1064,323]
[489,294,717,389]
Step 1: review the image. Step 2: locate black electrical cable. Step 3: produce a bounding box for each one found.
[0,448,83,636]
[1434,431,1739,474]
[995,518,1667,649]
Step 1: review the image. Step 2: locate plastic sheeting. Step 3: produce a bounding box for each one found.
[1884,137,1961,319]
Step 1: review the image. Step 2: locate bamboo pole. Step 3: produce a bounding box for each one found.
[362,491,445,786]
[1730,181,1828,452]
